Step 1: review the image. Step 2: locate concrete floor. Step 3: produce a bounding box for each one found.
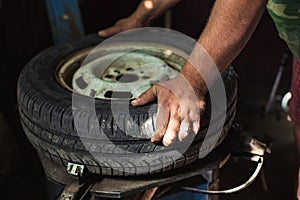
[0,84,298,200]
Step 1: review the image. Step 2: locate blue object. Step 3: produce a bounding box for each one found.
[45,0,85,43]
[161,183,209,200]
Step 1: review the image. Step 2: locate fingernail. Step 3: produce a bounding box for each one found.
[193,122,200,134]
[151,139,159,144]
[131,100,137,106]
[162,135,175,146]
[98,31,105,36]
[131,98,139,106]
[151,137,160,144]
[178,131,188,141]
[163,140,171,146]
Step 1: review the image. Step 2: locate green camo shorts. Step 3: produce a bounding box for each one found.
[267,0,300,62]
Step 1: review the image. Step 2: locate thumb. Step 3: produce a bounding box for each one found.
[131,87,157,106]
[98,26,121,37]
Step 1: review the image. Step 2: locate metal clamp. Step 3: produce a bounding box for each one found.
[181,137,271,195]
[67,162,85,177]
[58,162,96,200]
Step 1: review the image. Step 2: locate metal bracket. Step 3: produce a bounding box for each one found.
[67,162,85,177]
[236,137,271,162]
[58,162,96,200]
[181,137,271,195]
[58,183,84,200]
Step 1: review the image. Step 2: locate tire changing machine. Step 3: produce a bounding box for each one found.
[42,124,270,200]
[43,1,270,199]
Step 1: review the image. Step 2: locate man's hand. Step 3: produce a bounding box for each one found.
[131,75,206,146]
[98,16,150,37]
[98,0,181,37]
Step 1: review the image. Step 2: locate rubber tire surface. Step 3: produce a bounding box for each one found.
[17,34,238,176]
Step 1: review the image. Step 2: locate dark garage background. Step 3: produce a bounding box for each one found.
[0,0,295,199]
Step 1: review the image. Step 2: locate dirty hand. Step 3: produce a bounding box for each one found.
[98,16,150,37]
[131,74,206,146]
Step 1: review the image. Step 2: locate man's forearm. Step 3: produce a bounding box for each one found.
[182,0,267,92]
[130,0,268,146]
[200,0,267,70]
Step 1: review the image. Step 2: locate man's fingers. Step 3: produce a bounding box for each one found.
[189,111,201,135]
[178,120,190,142]
[192,121,200,135]
[131,87,157,106]
[151,131,165,144]
[131,81,205,147]
[98,26,120,37]
[163,114,181,146]
[151,106,169,143]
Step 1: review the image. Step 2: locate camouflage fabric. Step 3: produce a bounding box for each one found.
[267,0,300,62]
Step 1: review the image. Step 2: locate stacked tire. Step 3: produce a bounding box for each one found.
[17,35,238,176]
